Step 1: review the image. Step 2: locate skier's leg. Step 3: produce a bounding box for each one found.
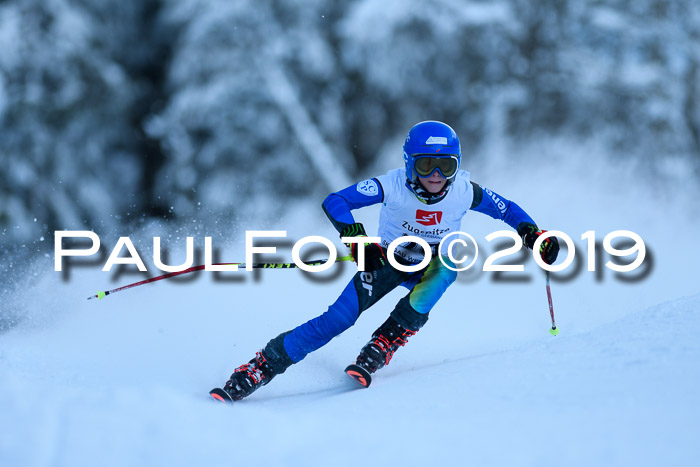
[282,266,409,362]
[219,266,408,401]
[401,254,458,315]
[353,256,458,375]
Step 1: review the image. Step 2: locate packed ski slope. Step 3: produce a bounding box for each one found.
[2,148,700,466]
[2,271,699,467]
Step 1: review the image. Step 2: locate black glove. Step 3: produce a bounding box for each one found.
[517,222,559,265]
[340,223,387,271]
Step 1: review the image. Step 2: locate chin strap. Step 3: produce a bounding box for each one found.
[406,179,452,205]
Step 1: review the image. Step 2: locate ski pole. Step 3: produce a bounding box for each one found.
[545,271,559,335]
[87,255,353,301]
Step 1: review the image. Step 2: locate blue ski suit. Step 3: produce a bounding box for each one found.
[278,169,537,363]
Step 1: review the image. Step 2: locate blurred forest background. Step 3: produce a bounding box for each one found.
[1,0,699,258]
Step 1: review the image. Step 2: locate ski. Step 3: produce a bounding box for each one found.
[344,364,372,388]
[209,387,234,404]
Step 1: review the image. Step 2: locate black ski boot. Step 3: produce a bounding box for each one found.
[210,332,295,404]
[217,351,275,402]
[345,316,419,388]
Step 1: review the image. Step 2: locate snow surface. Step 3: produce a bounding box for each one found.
[2,273,699,467]
[2,146,700,466]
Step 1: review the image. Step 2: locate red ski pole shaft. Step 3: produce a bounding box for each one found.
[545,271,559,335]
[87,264,211,301]
[87,256,353,301]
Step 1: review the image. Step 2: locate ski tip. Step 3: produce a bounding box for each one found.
[550,326,559,336]
[345,364,372,388]
[209,387,234,404]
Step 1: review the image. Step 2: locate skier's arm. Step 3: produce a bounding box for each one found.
[469,181,559,264]
[322,179,387,271]
[322,179,384,233]
[469,181,536,232]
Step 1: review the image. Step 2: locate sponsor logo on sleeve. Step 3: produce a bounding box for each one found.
[357,179,379,196]
[483,188,507,214]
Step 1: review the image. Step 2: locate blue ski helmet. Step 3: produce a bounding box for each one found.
[403,121,461,183]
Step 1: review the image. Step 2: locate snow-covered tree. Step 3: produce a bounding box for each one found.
[1,0,699,251]
[147,0,356,223]
[0,0,142,245]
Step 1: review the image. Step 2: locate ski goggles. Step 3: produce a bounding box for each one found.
[413,155,459,178]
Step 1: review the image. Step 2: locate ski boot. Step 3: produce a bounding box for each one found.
[345,316,419,388]
[210,351,274,403]
[210,332,294,404]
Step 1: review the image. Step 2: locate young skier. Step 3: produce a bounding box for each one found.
[210,120,559,403]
